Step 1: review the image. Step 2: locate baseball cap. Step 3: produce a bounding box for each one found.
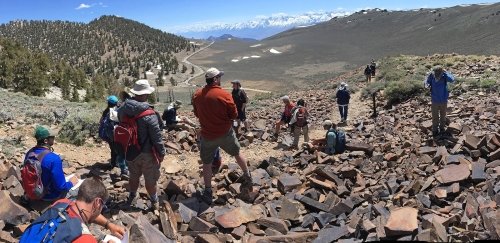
[231,80,241,84]
[322,120,333,127]
[35,125,57,140]
[205,67,224,79]
[106,95,118,105]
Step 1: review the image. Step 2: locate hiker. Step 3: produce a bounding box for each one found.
[364,65,372,82]
[192,67,253,204]
[323,120,337,155]
[370,59,376,77]
[231,80,249,131]
[21,126,79,205]
[162,100,196,133]
[117,79,166,210]
[289,99,309,149]
[424,66,455,137]
[99,95,129,178]
[275,95,296,136]
[20,177,126,243]
[336,82,351,123]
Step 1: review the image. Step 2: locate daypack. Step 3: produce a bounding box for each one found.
[21,148,51,200]
[20,202,83,243]
[114,109,156,161]
[335,130,347,153]
[98,111,116,142]
[294,107,308,127]
[325,129,337,154]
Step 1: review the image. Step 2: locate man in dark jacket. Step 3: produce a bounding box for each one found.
[231,80,249,131]
[336,82,351,123]
[117,79,166,210]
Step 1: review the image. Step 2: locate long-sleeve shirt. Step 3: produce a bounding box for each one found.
[26,147,73,201]
[425,72,455,104]
[193,85,237,140]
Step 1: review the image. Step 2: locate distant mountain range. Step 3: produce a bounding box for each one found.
[175,11,350,40]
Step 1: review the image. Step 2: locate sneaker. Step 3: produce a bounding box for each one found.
[197,188,213,205]
[212,160,222,174]
[151,200,160,211]
[20,195,30,207]
[120,169,130,180]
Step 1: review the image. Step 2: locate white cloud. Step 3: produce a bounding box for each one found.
[76,3,91,10]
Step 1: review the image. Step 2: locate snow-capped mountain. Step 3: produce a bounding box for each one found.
[171,11,350,40]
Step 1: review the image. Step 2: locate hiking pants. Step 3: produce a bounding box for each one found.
[111,142,128,172]
[338,105,348,120]
[292,125,309,148]
[431,102,447,133]
[108,141,117,166]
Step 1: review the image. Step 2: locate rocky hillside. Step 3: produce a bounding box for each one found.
[0,55,498,242]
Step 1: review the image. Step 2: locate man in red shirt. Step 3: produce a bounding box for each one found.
[275,95,296,135]
[192,67,253,204]
[20,177,125,242]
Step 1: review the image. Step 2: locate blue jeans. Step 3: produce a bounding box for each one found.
[338,105,348,120]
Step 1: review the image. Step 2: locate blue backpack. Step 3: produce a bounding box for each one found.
[98,111,116,142]
[335,130,346,153]
[20,202,83,243]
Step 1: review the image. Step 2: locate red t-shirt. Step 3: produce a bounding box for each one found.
[51,199,97,243]
[283,103,296,117]
[193,85,238,140]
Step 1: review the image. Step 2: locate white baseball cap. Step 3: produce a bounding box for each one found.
[205,67,224,79]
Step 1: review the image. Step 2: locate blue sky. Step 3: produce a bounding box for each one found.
[0,0,494,33]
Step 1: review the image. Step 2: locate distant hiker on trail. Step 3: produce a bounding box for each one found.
[192,67,253,204]
[99,95,129,179]
[275,95,296,136]
[364,65,372,82]
[370,59,376,77]
[336,82,351,123]
[20,177,126,243]
[162,100,196,133]
[117,79,166,210]
[424,66,455,137]
[289,99,309,149]
[21,126,79,206]
[231,80,249,131]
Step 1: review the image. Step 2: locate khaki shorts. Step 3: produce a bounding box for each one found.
[200,129,240,164]
[128,153,160,187]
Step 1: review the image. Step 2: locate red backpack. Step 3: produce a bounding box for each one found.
[114,109,156,161]
[295,107,308,127]
[21,148,51,200]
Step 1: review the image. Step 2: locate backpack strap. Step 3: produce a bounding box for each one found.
[134,108,156,120]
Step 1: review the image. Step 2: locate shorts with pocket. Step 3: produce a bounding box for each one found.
[200,129,240,164]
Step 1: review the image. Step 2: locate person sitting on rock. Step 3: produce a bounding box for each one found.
[162,100,196,133]
[336,82,351,123]
[20,177,126,243]
[424,65,455,137]
[275,95,295,136]
[21,126,79,206]
[289,99,309,150]
[311,120,337,155]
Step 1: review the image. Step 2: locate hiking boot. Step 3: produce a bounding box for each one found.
[238,174,253,190]
[20,195,30,207]
[432,131,440,137]
[212,159,222,174]
[196,188,213,205]
[126,194,137,206]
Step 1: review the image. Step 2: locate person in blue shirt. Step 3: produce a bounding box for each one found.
[424,66,455,137]
[23,126,78,203]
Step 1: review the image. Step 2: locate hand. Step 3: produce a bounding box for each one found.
[108,223,126,240]
[70,176,79,186]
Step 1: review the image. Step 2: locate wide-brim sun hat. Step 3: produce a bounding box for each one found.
[130,79,155,95]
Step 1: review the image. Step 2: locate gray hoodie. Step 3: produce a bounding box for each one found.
[117,99,166,157]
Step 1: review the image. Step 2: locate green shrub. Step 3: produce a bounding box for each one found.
[58,111,101,146]
[384,79,424,105]
[362,82,386,98]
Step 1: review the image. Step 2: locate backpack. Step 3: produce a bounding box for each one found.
[98,111,116,142]
[21,148,51,200]
[335,130,347,153]
[114,109,156,161]
[294,107,308,127]
[20,202,83,243]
